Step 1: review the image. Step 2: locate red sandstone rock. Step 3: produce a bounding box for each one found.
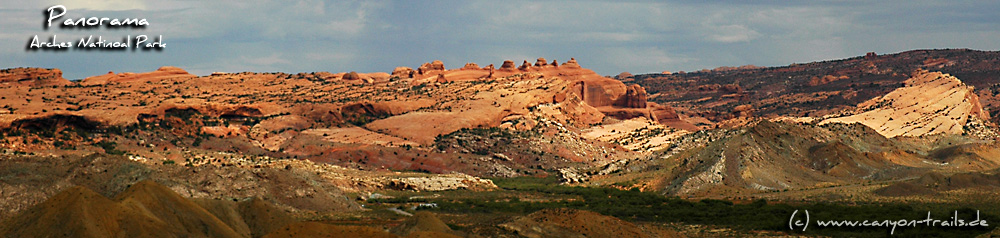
[733,104,754,117]
[418,60,446,74]
[391,67,415,78]
[0,67,70,86]
[435,73,447,83]
[518,60,531,71]
[616,84,647,108]
[534,58,548,67]
[342,71,361,80]
[615,72,633,80]
[499,60,516,71]
[562,58,580,68]
[81,66,194,85]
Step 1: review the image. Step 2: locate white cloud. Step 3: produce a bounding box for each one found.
[3,0,1000,79]
[601,47,691,73]
[43,0,147,11]
[706,24,761,43]
[242,53,291,67]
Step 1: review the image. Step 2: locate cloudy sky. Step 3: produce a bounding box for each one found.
[2,0,999,79]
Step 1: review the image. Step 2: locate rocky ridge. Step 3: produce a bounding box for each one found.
[822,70,990,138]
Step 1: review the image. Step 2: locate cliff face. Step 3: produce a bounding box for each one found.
[822,70,990,137]
[0,68,70,86]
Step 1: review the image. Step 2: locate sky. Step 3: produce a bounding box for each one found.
[2,0,999,80]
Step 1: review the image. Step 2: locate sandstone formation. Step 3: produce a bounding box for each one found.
[808,74,849,86]
[418,60,445,74]
[3,49,1000,237]
[363,58,690,143]
[628,49,1000,127]
[0,59,686,150]
[342,71,361,80]
[581,118,688,151]
[0,67,70,86]
[822,70,990,137]
[615,72,633,79]
[434,73,447,83]
[461,63,479,70]
[336,71,390,83]
[387,174,496,191]
[499,60,516,71]
[617,84,647,108]
[484,64,495,78]
[0,59,684,182]
[562,58,580,68]
[732,104,754,117]
[534,57,548,67]
[392,67,415,78]
[648,102,697,131]
[81,66,194,85]
[518,60,531,70]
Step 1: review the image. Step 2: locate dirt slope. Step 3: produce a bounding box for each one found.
[1,181,244,238]
[262,222,397,238]
[193,197,296,238]
[389,211,461,237]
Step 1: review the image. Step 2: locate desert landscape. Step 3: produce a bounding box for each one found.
[0,49,998,237]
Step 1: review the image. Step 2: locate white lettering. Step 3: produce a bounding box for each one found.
[46,5,65,27]
[44,5,149,28]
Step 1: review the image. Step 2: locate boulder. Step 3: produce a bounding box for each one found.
[615,72,633,80]
[342,71,361,80]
